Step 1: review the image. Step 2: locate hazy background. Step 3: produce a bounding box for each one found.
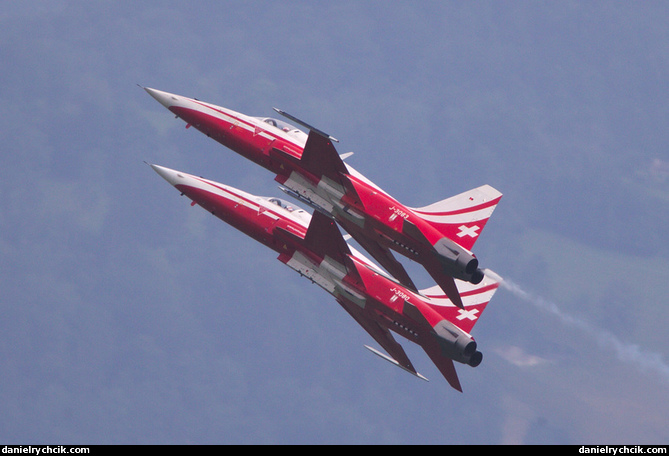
[1,1,668,444]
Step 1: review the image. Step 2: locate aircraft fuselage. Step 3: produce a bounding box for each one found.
[150,164,500,390]
[145,88,501,307]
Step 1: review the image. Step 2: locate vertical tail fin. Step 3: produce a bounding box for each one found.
[409,185,502,251]
[418,269,502,334]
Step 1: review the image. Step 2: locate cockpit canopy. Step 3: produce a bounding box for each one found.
[254,117,307,141]
[267,197,297,212]
[264,197,311,224]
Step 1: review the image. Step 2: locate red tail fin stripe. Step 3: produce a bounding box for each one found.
[412,196,502,217]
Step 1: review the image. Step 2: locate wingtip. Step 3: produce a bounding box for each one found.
[364,345,429,382]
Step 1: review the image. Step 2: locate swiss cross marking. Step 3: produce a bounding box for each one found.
[457,225,480,238]
[456,308,479,321]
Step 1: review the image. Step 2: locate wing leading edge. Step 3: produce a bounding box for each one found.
[271,110,364,208]
[274,210,430,384]
[336,296,426,381]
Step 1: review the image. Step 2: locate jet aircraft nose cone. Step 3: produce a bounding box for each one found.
[150,163,185,187]
[144,87,179,109]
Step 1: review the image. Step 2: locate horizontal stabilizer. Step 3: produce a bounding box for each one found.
[364,345,428,381]
[423,347,462,392]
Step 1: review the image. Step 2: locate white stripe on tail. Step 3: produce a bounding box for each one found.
[419,269,502,334]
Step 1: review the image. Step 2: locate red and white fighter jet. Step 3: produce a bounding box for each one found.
[144,88,502,309]
[150,164,501,391]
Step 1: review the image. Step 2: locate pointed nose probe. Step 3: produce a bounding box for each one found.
[143,87,180,109]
